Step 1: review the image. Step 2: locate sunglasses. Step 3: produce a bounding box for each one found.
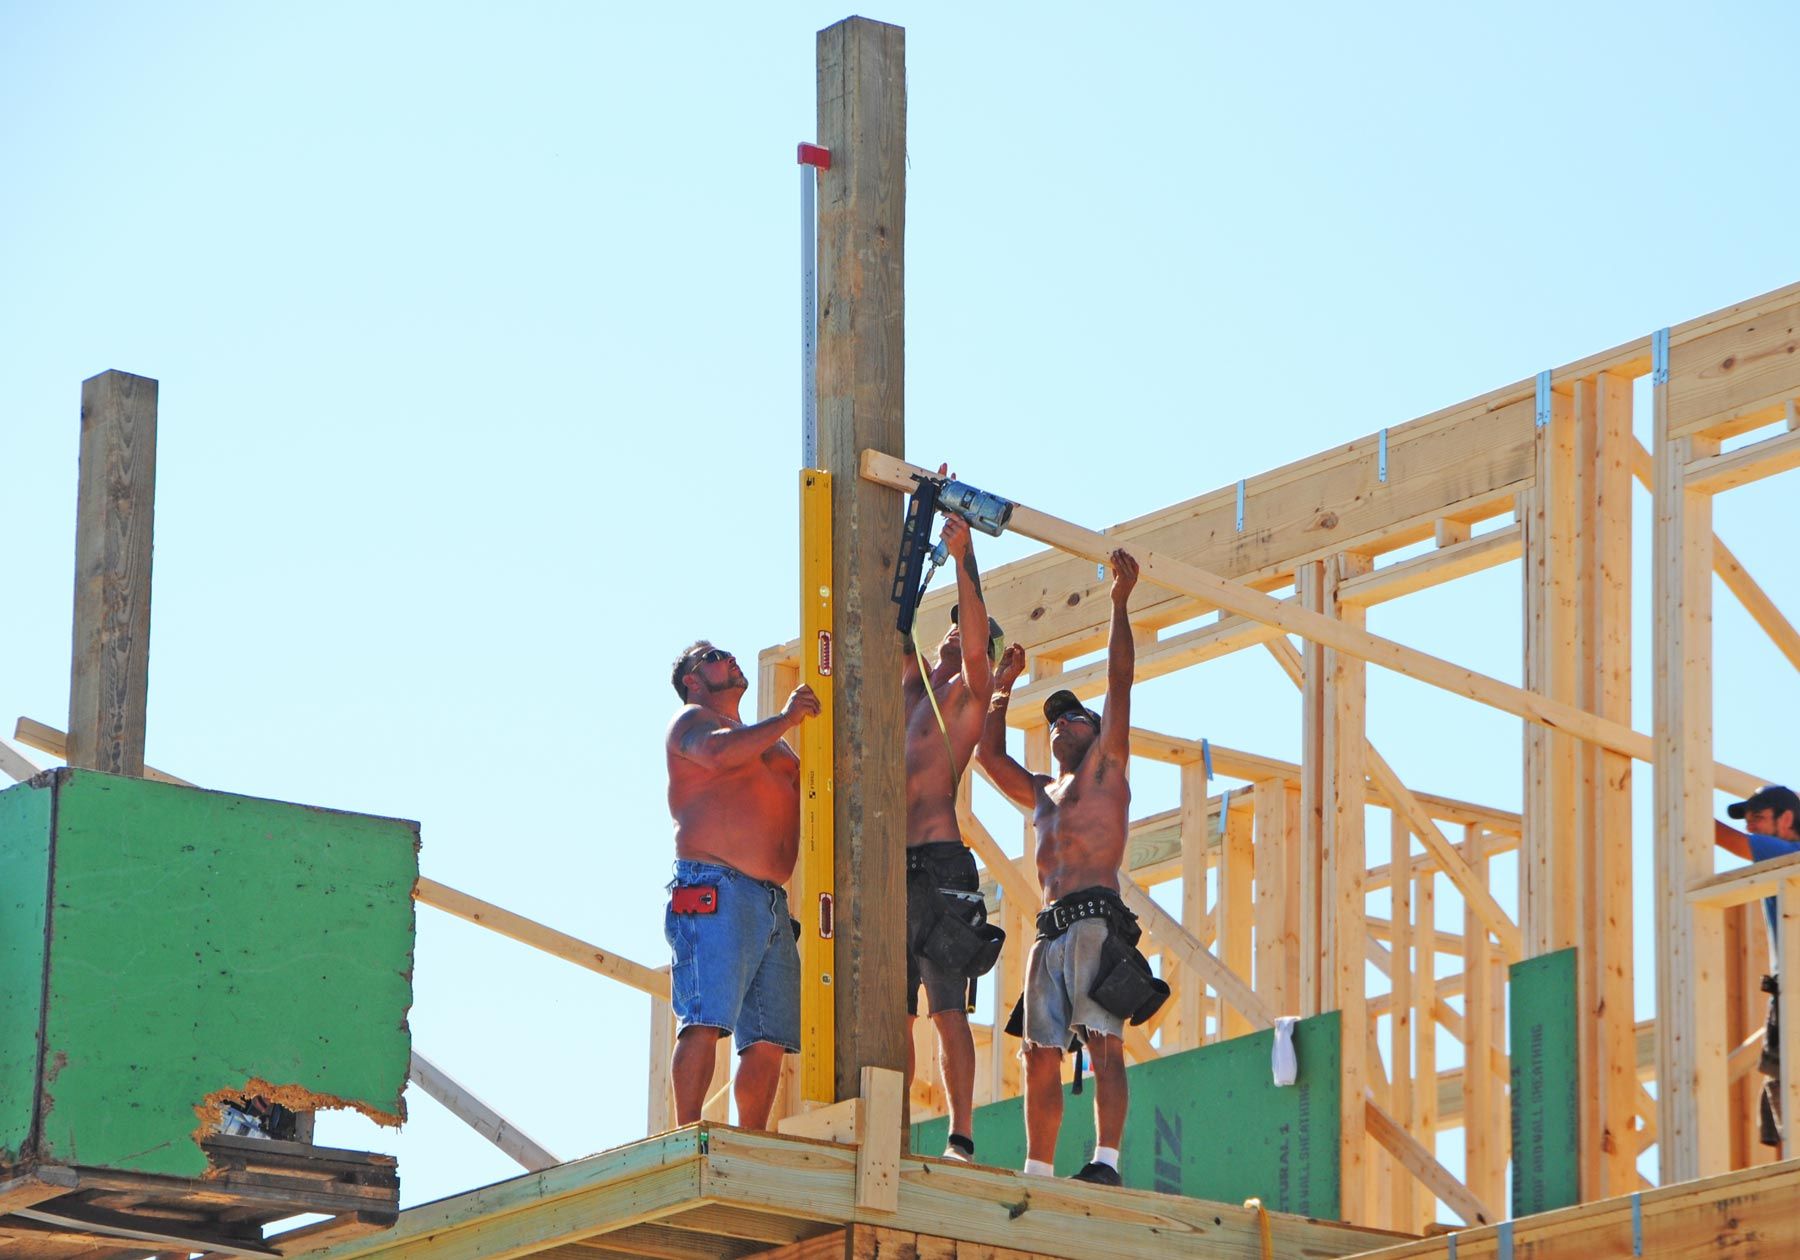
[682,647,734,677]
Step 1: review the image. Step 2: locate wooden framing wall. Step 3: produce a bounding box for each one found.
[749,278,1800,1233]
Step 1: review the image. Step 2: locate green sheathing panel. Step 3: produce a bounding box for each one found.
[0,778,53,1163]
[914,1012,1340,1217]
[33,770,418,1177]
[1510,946,1580,1217]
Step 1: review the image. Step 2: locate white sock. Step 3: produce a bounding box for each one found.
[1092,1146,1120,1170]
[1023,1158,1055,1177]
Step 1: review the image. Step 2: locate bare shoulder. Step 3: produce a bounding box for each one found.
[667,704,721,755]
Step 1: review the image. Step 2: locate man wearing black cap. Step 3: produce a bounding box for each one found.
[978,549,1149,1187]
[1715,785,1800,1146]
[902,512,1007,1162]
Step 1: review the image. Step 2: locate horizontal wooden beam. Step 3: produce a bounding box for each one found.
[1338,524,1522,608]
[1686,425,1800,495]
[1687,850,1800,909]
[864,451,1766,797]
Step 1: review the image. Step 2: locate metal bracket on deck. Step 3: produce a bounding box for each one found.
[1535,370,1552,428]
[1378,427,1389,481]
[1235,479,1246,532]
[1652,327,1670,387]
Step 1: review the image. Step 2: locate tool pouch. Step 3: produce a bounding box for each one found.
[919,905,1006,978]
[1088,930,1171,1025]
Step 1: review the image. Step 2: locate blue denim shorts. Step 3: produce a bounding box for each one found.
[665,859,801,1054]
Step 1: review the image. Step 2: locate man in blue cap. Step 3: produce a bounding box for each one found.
[1715,785,1800,1146]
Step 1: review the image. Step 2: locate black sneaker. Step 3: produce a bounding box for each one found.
[1071,1161,1122,1186]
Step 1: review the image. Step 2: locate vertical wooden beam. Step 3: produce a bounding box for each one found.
[1325,551,1372,1218]
[1782,880,1800,1163]
[1522,383,1580,955]
[1389,814,1416,1231]
[1653,363,1725,1179]
[1219,801,1255,1041]
[1253,778,1301,1015]
[1297,560,1328,1017]
[1413,864,1439,1231]
[1179,763,1208,1045]
[647,972,677,1136]
[1588,370,1639,1197]
[817,15,908,1105]
[1462,824,1499,1209]
[67,369,158,776]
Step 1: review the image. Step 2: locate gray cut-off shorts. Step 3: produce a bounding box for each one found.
[1021,918,1126,1050]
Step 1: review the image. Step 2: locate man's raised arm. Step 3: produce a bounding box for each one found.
[1096,549,1138,764]
[669,687,819,769]
[976,643,1041,807]
[943,515,992,700]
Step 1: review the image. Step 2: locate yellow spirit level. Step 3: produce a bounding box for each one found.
[797,470,836,1103]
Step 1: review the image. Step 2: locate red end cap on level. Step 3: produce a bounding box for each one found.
[796,143,832,169]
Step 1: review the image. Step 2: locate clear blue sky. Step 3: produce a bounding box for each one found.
[3,1,1798,1215]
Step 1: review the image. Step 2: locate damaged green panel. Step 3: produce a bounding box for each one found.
[913,1011,1340,1217]
[0,779,53,1163]
[2,769,417,1178]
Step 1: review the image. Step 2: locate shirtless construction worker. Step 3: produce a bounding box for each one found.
[903,513,1007,1162]
[979,548,1164,1186]
[1714,784,1800,1146]
[664,642,820,1129]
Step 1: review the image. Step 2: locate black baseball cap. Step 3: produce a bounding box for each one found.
[1042,689,1100,728]
[1728,785,1800,821]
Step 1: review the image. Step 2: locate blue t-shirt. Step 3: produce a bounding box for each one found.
[1748,833,1800,967]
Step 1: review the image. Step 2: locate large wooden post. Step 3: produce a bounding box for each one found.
[67,369,158,776]
[816,16,909,1105]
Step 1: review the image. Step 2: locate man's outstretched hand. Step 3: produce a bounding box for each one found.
[994,641,1026,692]
[782,684,822,726]
[1109,549,1139,605]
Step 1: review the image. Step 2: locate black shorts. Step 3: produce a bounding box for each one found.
[905,841,984,1017]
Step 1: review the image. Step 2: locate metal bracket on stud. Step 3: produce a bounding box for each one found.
[1235,479,1246,532]
[1652,327,1670,387]
[1631,1191,1643,1254]
[1377,428,1388,482]
[1446,1234,1456,1260]
[1535,370,1553,428]
[1496,1221,1514,1260]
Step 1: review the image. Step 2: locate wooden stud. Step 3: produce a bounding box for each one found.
[817,16,909,1107]
[1253,779,1301,1015]
[1179,762,1207,1044]
[1297,560,1328,1017]
[1653,371,1728,1179]
[1588,370,1639,1198]
[1461,824,1499,1210]
[1389,813,1416,1231]
[1325,551,1372,1219]
[1219,800,1255,1041]
[67,369,158,777]
[1414,864,1439,1230]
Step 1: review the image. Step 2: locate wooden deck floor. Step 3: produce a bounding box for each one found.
[296,1124,1403,1260]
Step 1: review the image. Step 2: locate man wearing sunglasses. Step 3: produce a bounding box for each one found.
[664,642,820,1129]
[903,512,1008,1162]
[979,549,1153,1187]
